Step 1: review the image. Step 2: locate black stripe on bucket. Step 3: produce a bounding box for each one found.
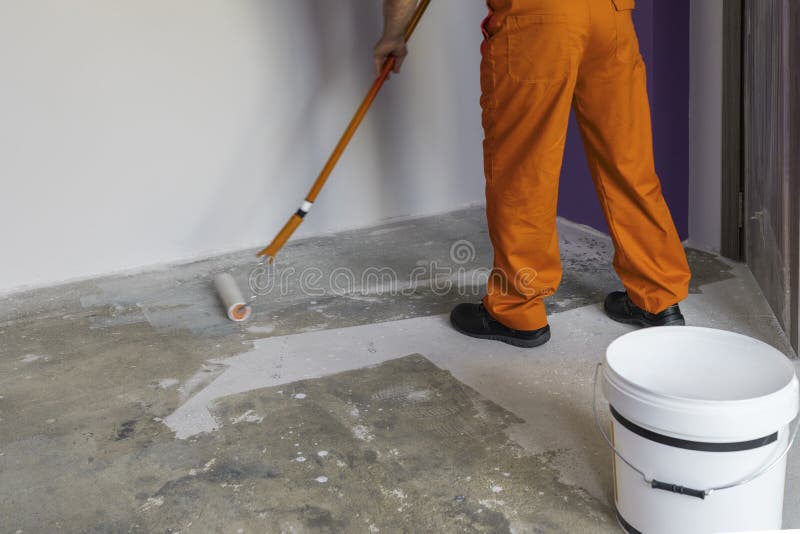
[617,509,642,534]
[610,405,778,452]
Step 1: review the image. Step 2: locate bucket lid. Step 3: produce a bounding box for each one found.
[602,326,799,442]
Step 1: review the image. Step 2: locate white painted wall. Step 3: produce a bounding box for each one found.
[0,0,486,293]
[688,0,723,253]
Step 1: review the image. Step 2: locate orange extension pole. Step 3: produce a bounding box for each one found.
[257,0,431,261]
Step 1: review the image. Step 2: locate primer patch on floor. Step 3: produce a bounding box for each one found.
[138,355,614,532]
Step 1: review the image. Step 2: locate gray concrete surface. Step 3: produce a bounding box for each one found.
[0,207,797,533]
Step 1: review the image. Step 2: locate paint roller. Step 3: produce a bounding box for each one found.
[214,273,252,322]
[213,0,431,322]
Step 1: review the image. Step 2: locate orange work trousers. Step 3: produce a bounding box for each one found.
[480,0,691,331]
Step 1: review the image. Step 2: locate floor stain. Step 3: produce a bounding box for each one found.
[114,420,137,441]
[126,355,614,533]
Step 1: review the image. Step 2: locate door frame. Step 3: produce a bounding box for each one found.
[721,0,744,261]
[789,0,799,352]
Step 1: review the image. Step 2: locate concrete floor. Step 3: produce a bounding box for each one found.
[1,207,797,533]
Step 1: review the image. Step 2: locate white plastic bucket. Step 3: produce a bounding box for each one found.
[595,326,799,534]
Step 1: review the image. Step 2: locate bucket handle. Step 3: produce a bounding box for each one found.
[593,362,799,500]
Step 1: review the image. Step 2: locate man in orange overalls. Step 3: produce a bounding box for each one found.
[376,0,691,347]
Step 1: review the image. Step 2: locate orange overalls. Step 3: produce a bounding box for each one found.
[480,0,691,330]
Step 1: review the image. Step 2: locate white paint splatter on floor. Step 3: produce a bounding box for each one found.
[368,224,416,237]
[314,476,328,483]
[230,410,264,425]
[138,496,164,512]
[248,325,275,335]
[203,460,217,473]
[352,425,374,442]
[406,389,431,402]
[155,378,179,389]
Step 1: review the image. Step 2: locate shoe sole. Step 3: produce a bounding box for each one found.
[603,304,686,328]
[450,321,551,348]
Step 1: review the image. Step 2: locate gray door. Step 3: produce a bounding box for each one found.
[742,0,800,352]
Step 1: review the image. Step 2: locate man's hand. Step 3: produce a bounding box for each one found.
[375,0,417,77]
[374,36,407,77]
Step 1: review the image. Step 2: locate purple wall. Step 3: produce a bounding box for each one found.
[558,0,690,239]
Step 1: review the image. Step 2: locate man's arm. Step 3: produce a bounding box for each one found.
[374,0,418,76]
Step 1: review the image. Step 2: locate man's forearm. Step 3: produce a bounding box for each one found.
[382,0,418,38]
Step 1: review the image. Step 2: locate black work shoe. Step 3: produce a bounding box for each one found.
[450,303,551,348]
[603,291,685,327]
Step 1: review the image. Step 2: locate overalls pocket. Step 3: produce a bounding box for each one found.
[611,0,641,63]
[506,14,570,83]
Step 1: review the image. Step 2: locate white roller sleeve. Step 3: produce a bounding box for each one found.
[213,273,252,322]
